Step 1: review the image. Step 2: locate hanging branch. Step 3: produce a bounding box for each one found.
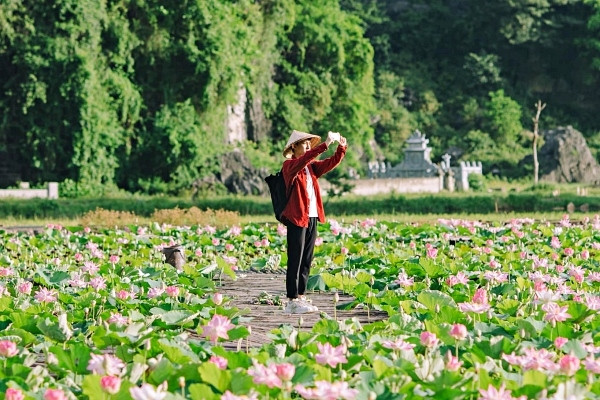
[532,100,546,185]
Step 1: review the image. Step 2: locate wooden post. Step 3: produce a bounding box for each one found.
[532,100,546,185]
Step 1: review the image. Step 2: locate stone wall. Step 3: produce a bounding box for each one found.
[0,182,59,199]
[342,177,442,196]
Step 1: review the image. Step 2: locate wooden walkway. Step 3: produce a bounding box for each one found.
[218,272,387,349]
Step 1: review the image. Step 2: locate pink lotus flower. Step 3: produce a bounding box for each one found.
[542,302,571,324]
[394,271,414,287]
[213,293,224,305]
[87,353,126,376]
[0,267,13,276]
[5,388,24,400]
[551,236,561,249]
[101,375,122,394]
[225,243,234,252]
[472,288,488,305]
[109,255,120,264]
[295,380,358,400]
[315,237,323,246]
[116,289,132,300]
[74,253,84,262]
[446,271,469,287]
[165,286,179,297]
[559,354,580,375]
[147,287,165,299]
[563,247,574,257]
[247,361,282,388]
[89,277,107,290]
[35,288,58,303]
[261,238,269,247]
[17,281,32,295]
[581,250,590,260]
[107,312,129,326]
[82,261,99,275]
[195,248,203,257]
[209,355,228,370]
[382,338,415,352]
[420,331,439,348]
[130,382,167,400]
[341,247,349,255]
[583,356,600,374]
[44,389,67,400]
[203,314,235,343]
[274,362,295,381]
[277,224,287,236]
[315,342,348,368]
[554,337,568,349]
[478,383,516,400]
[445,351,463,371]
[426,247,438,258]
[450,324,468,341]
[221,391,258,400]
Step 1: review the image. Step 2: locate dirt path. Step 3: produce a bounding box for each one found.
[218,272,387,349]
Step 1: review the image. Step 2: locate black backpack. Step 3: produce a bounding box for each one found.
[265,170,290,223]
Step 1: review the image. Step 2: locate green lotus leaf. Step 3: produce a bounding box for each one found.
[158,338,200,364]
[561,339,588,359]
[417,290,457,312]
[188,383,219,400]
[37,315,70,342]
[49,343,91,374]
[198,361,232,393]
[306,274,326,291]
[148,356,177,385]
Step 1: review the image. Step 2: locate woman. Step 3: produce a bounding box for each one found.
[280,130,347,314]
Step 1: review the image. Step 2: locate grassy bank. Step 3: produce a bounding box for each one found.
[0,191,598,227]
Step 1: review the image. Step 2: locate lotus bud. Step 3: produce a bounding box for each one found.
[340,370,347,380]
[368,392,377,400]
[476,329,482,338]
[179,376,185,388]
[298,317,303,327]
[248,325,252,334]
[487,310,493,319]
[334,291,339,303]
[435,304,440,314]
[520,329,526,339]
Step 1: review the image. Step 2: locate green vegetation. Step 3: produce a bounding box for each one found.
[1,182,599,226]
[1,1,600,195]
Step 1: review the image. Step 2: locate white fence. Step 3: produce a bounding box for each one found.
[0,182,59,199]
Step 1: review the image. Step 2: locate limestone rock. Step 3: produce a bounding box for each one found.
[535,126,600,184]
[219,149,270,195]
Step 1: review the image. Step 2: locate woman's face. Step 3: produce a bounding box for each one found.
[292,139,311,157]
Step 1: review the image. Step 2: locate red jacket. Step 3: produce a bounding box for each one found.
[280,142,347,227]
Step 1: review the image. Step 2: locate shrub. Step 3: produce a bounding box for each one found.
[151,207,240,228]
[80,208,140,227]
[468,173,487,192]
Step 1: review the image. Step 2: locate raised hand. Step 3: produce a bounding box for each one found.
[326,131,340,146]
[339,136,347,147]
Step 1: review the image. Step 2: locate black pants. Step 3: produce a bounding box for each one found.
[286,217,318,299]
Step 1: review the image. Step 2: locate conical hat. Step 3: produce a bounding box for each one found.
[283,130,321,158]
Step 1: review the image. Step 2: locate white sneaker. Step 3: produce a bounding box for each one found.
[298,295,312,304]
[284,299,318,314]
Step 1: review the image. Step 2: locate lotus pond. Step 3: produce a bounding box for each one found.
[0,215,600,400]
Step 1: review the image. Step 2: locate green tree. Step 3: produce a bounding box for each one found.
[485,89,523,144]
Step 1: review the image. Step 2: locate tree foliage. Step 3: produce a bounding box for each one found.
[0,0,599,194]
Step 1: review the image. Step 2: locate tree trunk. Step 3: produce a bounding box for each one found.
[532,100,546,185]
